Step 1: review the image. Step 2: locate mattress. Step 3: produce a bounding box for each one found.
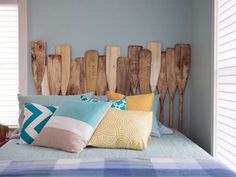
[0,130,212,160]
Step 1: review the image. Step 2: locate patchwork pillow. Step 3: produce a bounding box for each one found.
[80,95,126,110]
[107,92,154,111]
[32,100,111,153]
[20,103,57,144]
[106,92,160,137]
[88,108,152,150]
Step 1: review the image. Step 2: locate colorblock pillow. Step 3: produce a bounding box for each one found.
[17,92,94,130]
[107,92,154,111]
[20,103,57,144]
[80,95,127,110]
[32,100,111,153]
[88,108,152,150]
[106,92,160,137]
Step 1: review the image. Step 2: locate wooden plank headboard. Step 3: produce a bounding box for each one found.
[31,41,190,132]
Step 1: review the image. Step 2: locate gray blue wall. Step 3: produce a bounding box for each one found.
[190,0,213,153]
[27,0,193,137]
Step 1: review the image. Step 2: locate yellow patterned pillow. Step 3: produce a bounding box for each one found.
[88,108,152,150]
[107,92,154,111]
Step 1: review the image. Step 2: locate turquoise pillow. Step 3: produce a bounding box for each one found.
[80,95,127,110]
[18,92,94,129]
[32,100,112,152]
[20,103,57,144]
[151,94,161,137]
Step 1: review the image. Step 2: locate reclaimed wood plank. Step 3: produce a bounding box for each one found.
[31,40,46,94]
[157,52,168,123]
[117,57,130,95]
[55,45,71,95]
[166,48,177,128]
[175,44,191,131]
[47,55,62,95]
[139,49,151,94]
[147,41,161,93]
[85,50,99,92]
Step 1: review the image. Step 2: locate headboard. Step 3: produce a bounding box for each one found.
[31,41,190,132]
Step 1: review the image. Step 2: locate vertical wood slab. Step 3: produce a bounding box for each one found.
[47,55,62,95]
[55,45,71,95]
[147,41,161,93]
[41,66,50,95]
[106,46,121,92]
[128,45,143,95]
[85,50,99,92]
[31,40,46,94]
[67,58,81,95]
[96,55,107,96]
[175,44,191,131]
[166,48,177,128]
[139,49,151,94]
[79,57,86,93]
[157,52,168,123]
[117,57,130,95]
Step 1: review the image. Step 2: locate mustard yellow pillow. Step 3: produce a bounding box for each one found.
[88,108,152,150]
[107,92,154,111]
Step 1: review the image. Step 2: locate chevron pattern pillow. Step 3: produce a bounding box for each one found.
[20,103,57,144]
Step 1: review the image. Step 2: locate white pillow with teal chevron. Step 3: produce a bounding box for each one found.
[80,95,127,110]
[19,103,57,144]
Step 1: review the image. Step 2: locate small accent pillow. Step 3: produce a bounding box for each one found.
[107,92,154,111]
[88,108,152,150]
[32,100,111,153]
[80,95,127,110]
[20,103,57,144]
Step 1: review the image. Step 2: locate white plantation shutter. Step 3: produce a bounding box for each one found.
[0,0,19,125]
[215,0,236,171]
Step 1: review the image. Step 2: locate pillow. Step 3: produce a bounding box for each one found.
[151,94,161,137]
[20,103,57,144]
[88,108,152,150]
[32,100,111,153]
[107,92,154,111]
[18,92,94,129]
[106,92,160,137]
[92,95,108,101]
[80,95,127,110]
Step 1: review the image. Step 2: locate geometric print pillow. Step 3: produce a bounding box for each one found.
[80,95,127,110]
[20,103,57,144]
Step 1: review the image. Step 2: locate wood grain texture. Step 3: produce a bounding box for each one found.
[96,55,107,96]
[175,44,191,131]
[166,48,177,128]
[157,52,168,123]
[147,41,161,93]
[139,49,151,94]
[55,45,71,95]
[47,55,62,95]
[31,40,46,94]
[117,57,130,95]
[128,45,143,94]
[85,50,99,92]
[106,46,121,92]
[67,58,81,95]
[41,66,50,95]
[79,57,86,93]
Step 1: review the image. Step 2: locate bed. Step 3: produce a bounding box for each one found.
[0,130,235,177]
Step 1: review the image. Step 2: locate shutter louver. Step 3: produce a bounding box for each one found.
[0,1,18,125]
[215,0,236,171]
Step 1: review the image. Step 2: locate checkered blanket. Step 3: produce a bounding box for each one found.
[0,158,235,177]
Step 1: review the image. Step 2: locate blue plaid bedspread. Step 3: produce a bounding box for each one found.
[0,158,235,177]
